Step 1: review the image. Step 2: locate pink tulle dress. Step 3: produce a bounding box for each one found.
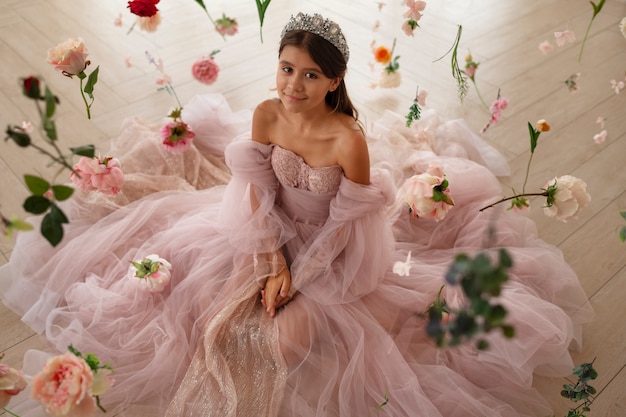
[0,94,593,417]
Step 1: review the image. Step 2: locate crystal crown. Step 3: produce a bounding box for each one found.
[281,12,350,62]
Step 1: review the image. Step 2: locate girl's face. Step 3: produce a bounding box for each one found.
[276,45,340,114]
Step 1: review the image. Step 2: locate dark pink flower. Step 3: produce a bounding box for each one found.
[191,54,220,85]
[160,120,195,153]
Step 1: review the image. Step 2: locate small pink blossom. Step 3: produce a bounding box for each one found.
[465,63,477,79]
[596,116,605,129]
[71,155,124,196]
[155,73,172,86]
[47,37,90,76]
[191,53,220,85]
[593,129,607,144]
[124,56,133,68]
[215,14,238,36]
[398,163,454,221]
[31,352,96,417]
[138,13,162,32]
[403,0,427,22]
[372,20,380,32]
[114,13,123,27]
[538,40,553,55]
[417,89,428,106]
[401,20,416,36]
[0,363,28,409]
[160,120,195,153]
[554,29,576,46]
[129,254,172,293]
[481,96,508,133]
[20,120,34,133]
[610,79,625,94]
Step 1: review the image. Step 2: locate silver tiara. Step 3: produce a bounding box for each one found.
[281,12,350,62]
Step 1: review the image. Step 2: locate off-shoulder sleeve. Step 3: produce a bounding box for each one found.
[219,139,295,267]
[290,168,397,304]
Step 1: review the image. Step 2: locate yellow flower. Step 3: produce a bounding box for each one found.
[536,119,550,132]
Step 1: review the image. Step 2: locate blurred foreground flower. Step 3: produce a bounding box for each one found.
[0,358,28,410]
[393,251,412,276]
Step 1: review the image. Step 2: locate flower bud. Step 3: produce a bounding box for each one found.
[535,119,550,132]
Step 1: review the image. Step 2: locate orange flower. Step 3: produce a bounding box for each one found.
[374,46,392,64]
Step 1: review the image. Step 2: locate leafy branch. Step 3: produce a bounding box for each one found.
[434,25,468,102]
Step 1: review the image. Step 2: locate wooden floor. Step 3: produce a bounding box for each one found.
[1,0,625,415]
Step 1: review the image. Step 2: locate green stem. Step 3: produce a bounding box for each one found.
[578,18,594,63]
[2,408,22,417]
[203,9,226,41]
[479,191,548,212]
[472,79,489,110]
[521,151,535,194]
[79,77,91,119]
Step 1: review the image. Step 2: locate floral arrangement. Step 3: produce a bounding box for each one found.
[129,254,172,293]
[1,347,114,417]
[398,163,454,221]
[3,77,106,246]
[46,38,99,119]
[480,120,591,221]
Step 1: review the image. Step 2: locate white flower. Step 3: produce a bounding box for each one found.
[543,175,591,222]
[593,129,607,144]
[393,251,412,276]
[398,163,454,222]
[129,254,172,293]
[379,70,402,88]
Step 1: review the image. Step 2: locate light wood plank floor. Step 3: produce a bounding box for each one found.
[1,0,625,415]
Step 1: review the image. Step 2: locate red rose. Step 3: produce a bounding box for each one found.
[22,76,41,99]
[127,0,159,17]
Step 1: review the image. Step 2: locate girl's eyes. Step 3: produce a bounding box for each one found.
[281,67,318,79]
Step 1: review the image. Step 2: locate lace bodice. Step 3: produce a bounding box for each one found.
[271,145,343,194]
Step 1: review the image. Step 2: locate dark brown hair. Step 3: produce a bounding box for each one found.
[279,30,360,125]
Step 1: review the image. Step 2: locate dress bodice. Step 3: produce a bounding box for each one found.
[271,145,342,194]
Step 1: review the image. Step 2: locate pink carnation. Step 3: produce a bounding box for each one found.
[160,120,195,153]
[191,55,220,85]
[71,155,124,196]
[31,352,96,417]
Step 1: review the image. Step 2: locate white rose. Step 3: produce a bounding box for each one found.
[129,254,172,293]
[543,175,591,222]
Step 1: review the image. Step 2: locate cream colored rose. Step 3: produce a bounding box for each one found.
[47,37,89,75]
[543,175,591,222]
[379,70,401,88]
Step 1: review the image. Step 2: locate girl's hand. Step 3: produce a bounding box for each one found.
[261,268,291,318]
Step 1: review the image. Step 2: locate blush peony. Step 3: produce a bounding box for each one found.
[191,55,220,85]
[71,155,124,196]
[399,163,454,221]
[47,38,89,76]
[31,352,96,417]
[543,175,591,222]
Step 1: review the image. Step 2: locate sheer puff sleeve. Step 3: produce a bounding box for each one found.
[290,168,396,305]
[221,139,296,284]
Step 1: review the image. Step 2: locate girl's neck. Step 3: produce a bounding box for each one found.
[282,102,335,132]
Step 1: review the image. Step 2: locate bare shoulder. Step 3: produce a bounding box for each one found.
[252,99,280,144]
[335,116,370,185]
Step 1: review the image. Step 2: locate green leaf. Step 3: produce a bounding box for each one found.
[591,0,605,17]
[527,122,539,153]
[193,0,208,12]
[45,86,56,118]
[41,205,67,246]
[620,226,626,243]
[43,118,58,141]
[84,66,100,97]
[70,144,96,158]
[7,217,34,232]
[24,175,50,195]
[5,126,31,147]
[49,203,69,224]
[23,195,51,214]
[52,185,74,201]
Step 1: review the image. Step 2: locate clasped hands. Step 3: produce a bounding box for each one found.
[260,267,293,318]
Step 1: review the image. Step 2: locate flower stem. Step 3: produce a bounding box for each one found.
[479,192,547,212]
[472,79,489,110]
[521,151,535,194]
[79,77,91,119]
[2,408,21,417]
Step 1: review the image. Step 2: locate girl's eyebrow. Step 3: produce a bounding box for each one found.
[279,59,322,73]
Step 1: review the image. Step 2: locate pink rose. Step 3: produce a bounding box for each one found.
[129,254,172,293]
[31,352,96,417]
[71,156,124,196]
[160,120,195,153]
[399,163,454,221]
[543,175,591,222]
[0,363,28,409]
[47,38,89,76]
[191,55,220,85]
